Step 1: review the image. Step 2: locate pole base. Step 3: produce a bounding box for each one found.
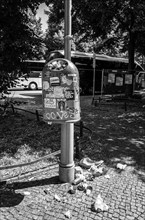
[59,163,75,183]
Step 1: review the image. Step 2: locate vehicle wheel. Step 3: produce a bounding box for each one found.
[29,82,37,90]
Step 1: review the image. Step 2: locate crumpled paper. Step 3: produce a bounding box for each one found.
[79,157,95,169]
[116,163,127,170]
[79,157,104,169]
[75,166,84,176]
[73,173,86,185]
[64,210,71,219]
[93,194,109,212]
[54,194,61,201]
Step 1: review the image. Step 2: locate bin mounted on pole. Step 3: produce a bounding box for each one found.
[42,0,81,183]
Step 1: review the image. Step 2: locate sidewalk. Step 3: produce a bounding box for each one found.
[0,158,145,220]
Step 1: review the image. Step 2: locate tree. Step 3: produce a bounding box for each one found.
[45,0,145,96]
[0,0,44,94]
[44,16,64,55]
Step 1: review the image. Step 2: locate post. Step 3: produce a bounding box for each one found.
[92,51,96,105]
[59,0,75,183]
[101,69,104,98]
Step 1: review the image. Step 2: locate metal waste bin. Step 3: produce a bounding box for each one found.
[42,58,81,123]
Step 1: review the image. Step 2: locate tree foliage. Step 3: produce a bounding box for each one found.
[45,0,145,95]
[45,0,145,57]
[0,0,44,94]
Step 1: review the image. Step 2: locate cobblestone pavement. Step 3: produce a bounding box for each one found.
[0,161,145,220]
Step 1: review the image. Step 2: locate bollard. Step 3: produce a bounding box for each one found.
[36,110,40,121]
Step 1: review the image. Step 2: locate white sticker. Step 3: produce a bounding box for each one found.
[68,74,76,77]
[73,76,77,82]
[125,74,132,84]
[50,77,60,86]
[61,75,72,85]
[44,98,56,108]
[43,81,50,90]
[54,87,64,98]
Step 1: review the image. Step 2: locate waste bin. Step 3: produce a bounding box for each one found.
[42,58,81,123]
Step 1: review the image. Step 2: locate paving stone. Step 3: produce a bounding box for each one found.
[0,157,145,220]
[126,216,135,220]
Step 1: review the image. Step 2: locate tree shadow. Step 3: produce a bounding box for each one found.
[81,106,145,182]
[0,175,60,207]
[0,112,61,158]
[0,189,24,207]
[6,175,60,191]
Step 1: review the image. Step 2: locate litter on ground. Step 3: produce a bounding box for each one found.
[54,194,61,201]
[92,194,109,212]
[73,173,86,185]
[85,186,93,195]
[64,210,71,219]
[22,191,31,196]
[79,157,104,169]
[116,163,127,170]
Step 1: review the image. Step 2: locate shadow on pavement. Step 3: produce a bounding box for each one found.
[10,175,60,190]
[0,175,60,207]
[0,190,24,207]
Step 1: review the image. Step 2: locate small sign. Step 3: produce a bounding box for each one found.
[125,74,132,84]
[116,77,123,86]
[108,73,115,83]
[44,98,56,108]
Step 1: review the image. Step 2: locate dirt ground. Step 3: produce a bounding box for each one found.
[0,95,145,182]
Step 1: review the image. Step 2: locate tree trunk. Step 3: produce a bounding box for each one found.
[125,31,135,97]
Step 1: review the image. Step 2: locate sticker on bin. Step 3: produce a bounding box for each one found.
[44,98,56,108]
[65,90,75,100]
[43,81,50,90]
[50,77,60,86]
[54,87,64,98]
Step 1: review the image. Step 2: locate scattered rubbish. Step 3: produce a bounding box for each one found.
[75,166,83,175]
[68,185,77,194]
[64,210,71,219]
[92,194,109,212]
[116,163,127,170]
[104,174,110,179]
[85,186,93,195]
[44,188,50,194]
[77,183,88,191]
[95,160,104,167]
[77,182,93,195]
[79,157,95,169]
[89,165,108,177]
[83,171,94,181]
[54,194,61,202]
[89,165,103,175]
[73,174,86,185]
[22,191,31,196]
[79,157,104,169]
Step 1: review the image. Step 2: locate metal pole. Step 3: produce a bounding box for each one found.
[59,0,75,183]
[92,51,96,104]
[101,69,104,98]
[64,0,72,60]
